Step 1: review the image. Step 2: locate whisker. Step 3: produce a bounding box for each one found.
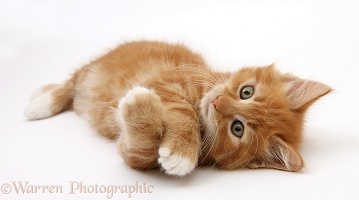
[176,65,220,85]
[199,114,218,166]
[241,132,259,170]
[219,129,254,169]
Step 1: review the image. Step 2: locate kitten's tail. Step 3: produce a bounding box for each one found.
[24,68,82,120]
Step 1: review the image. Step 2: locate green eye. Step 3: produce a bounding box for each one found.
[240,86,254,100]
[231,120,244,138]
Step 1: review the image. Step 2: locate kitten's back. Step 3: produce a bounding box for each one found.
[25,41,207,139]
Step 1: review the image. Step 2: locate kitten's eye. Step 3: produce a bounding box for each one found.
[240,86,254,100]
[231,120,244,138]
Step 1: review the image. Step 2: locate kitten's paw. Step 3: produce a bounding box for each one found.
[25,91,54,120]
[118,86,151,110]
[158,147,196,176]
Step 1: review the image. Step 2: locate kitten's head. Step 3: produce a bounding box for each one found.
[200,65,331,171]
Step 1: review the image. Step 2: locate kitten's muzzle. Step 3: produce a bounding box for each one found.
[211,96,221,110]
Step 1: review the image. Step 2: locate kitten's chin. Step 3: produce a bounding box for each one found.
[200,95,215,122]
[200,99,220,140]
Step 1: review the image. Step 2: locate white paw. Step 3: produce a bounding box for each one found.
[25,92,54,120]
[118,86,150,109]
[158,147,196,176]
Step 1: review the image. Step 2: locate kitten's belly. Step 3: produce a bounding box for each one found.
[72,64,123,120]
[72,63,157,120]
[73,66,100,120]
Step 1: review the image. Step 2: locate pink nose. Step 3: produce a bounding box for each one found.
[211,98,218,109]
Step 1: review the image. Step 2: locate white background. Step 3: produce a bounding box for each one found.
[1,0,359,199]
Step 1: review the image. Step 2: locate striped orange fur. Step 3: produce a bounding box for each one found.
[25,41,331,176]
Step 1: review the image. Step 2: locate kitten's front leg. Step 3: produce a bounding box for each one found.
[158,103,201,176]
[117,87,164,169]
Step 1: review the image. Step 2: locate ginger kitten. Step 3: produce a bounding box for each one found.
[25,41,331,176]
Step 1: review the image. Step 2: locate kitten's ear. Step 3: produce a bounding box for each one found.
[256,136,303,171]
[282,73,332,110]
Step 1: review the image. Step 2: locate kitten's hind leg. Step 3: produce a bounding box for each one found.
[116,86,164,169]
